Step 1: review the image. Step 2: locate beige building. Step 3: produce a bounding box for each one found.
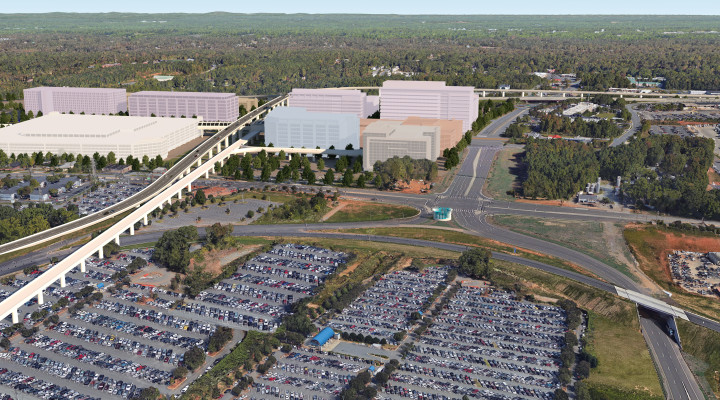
[362,120,440,170]
[360,117,463,153]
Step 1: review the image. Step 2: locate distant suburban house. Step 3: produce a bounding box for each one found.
[103,164,132,174]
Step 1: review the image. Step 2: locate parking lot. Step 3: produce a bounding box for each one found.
[379,288,566,400]
[668,251,720,297]
[78,182,146,215]
[252,347,372,400]
[328,266,449,342]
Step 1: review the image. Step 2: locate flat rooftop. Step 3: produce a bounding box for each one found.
[0,112,198,146]
[130,91,237,98]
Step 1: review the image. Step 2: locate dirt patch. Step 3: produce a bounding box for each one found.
[395,179,432,194]
[604,222,662,294]
[515,198,585,208]
[189,246,260,276]
[320,201,348,222]
[708,167,720,190]
[627,225,720,285]
[338,261,360,278]
[167,377,187,390]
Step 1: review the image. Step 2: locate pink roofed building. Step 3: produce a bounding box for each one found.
[289,88,378,119]
[379,80,479,132]
[128,91,239,121]
[23,87,127,115]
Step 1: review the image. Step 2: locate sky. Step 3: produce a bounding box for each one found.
[6,0,720,15]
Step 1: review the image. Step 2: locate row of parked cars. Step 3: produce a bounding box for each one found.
[382,289,567,400]
[23,335,172,385]
[329,267,450,341]
[0,348,143,399]
[71,310,210,345]
[47,321,184,365]
[0,367,100,400]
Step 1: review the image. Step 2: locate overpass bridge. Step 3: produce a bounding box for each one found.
[334,86,720,101]
[0,95,288,258]
[0,96,293,323]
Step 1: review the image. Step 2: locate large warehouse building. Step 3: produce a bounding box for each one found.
[379,80,479,132]
[23,87,127,116]
[289,88,379,119]
[0,112,200,159]
[362,120,440,170]
[128,91,240,121]
[264,107,359,150]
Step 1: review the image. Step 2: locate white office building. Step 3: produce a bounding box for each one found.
[0,112,200,159]
[289,88,378,119]
[379,80,479,132]
[264,107,359,150]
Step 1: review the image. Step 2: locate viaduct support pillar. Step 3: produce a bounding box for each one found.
[143,215,148,226]
[187,183,191,192]
[114,235,120,246]
[11,309,18,324]
[502,91,505,97]
[37,291,44,305]
[216,144,221,154]
[129,225,135,236]
[80,260,86,273]
[98,247,104,260]
[205,170,209,179]
[60,274,66,288]
[224,137,229,148]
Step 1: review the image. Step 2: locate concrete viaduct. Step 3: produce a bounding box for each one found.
[0,95,288,323]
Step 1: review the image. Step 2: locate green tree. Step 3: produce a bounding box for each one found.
[207,223,233,245]
[317,158,325,170]
[342,169,353,186]
[151,226,198,273]
[183,346,206,371]
[194,189,206,205]
[457,248,491,279]
[323,169,335,185]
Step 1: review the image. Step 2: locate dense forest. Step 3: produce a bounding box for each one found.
[1,14,720,97]
[0,203,78,244]
[522,135,720,220]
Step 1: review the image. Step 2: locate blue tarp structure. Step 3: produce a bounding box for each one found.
[310,327,335,346]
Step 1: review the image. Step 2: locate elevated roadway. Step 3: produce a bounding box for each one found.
[0,95,288,257]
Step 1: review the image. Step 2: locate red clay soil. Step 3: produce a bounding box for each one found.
[394,179,431,194]
[631,225,720,283]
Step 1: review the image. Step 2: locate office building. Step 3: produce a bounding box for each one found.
[362,120,440,170]
[360,116,463,152]
[379,80,479,131]
[129,91,239,121]
[264,107,359,150]
[23,87,127,115]
[289,88,378,118]
[0,112,200,159]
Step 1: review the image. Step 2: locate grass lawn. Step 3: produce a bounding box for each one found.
[483,147,523,200]
[624,225,720,321]
[584,313,663,400]
[336,227,598,278]
[491,215,637,280]
[677,319,720,397]
[324,202,418,223]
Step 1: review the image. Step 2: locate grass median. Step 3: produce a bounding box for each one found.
[333,226,602,280]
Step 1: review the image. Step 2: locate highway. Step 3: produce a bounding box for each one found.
[0,95,287,257]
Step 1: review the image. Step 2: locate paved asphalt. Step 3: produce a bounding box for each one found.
[0,95,286,257]
[641,314,705,400]
[2,102,712,398]
[610,104,643,147]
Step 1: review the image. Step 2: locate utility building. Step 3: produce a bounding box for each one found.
[264,107,359,150]
[129,91,239,121]
[289,88,378,119]
[362,120,440,170]
[379,80,479,132]
[23,87,127,116]
[0,112,200,159]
